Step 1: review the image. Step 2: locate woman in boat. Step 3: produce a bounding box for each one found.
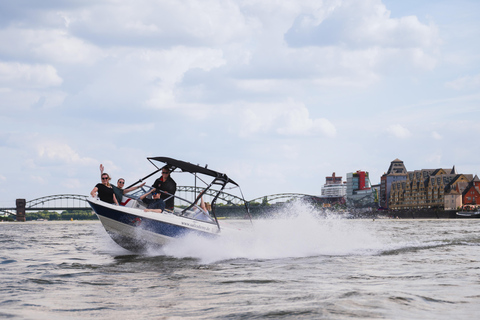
[189,195,213,221]
[99,164,145,204]
[152,166,177,210]
[199,196,211,214]
[90,173,118,205]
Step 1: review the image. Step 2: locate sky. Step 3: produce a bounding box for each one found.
[1,0,479,206]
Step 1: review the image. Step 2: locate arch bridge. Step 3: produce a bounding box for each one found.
[0,194,91,216]
[0,187,249,217]
[248,193,315,205]
[0,189,319,218]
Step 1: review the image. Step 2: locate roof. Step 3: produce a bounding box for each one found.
[148,157,239,186]
[386,159,407,175]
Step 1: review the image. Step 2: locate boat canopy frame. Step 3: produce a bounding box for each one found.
[126,157,251,228]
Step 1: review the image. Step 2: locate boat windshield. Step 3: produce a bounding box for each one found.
[125,185,155,200]
[180,205,215,223]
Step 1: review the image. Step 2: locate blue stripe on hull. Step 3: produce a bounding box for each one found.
[89,201,216,251]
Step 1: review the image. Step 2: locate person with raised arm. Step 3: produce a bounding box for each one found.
[90,172,118,205]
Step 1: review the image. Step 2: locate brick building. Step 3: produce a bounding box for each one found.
[462,175,480,206]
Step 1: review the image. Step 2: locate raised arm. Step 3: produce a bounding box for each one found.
[139,188,155,201]
[123,182,146,194]
[200,196,207,212]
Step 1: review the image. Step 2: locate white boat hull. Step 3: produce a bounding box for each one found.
[88,198,220,252]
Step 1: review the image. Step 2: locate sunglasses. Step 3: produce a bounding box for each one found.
[102,177,109,180]
[162,172,169,174]
[118,181,125,184]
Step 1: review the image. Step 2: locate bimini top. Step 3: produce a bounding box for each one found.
[148,157,239,187]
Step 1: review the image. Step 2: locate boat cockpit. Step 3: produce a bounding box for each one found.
[122,186,215,224]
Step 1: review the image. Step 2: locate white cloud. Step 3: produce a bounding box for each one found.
[0,28,103,65]
[285,0,440,50]
[283,0,440,74]
[238,100,336,137]
[445,74,480,90]
[123,47,226,109]
[36,141,97,166]
[65,0,254,47]
[0,89,67,111]
[0,62,62,88]
[386,124,411,139]
[432,131,442,140]
[276,106,336,137]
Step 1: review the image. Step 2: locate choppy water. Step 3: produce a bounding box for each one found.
[1,206,480,319]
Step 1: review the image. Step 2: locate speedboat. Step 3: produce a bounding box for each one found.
[88,157,252,252]
[456,210,480,218]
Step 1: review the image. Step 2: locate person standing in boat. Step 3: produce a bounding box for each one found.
[99,164,145,204]
[90,173,118,205]
[139,188,166,213]
[152,166,177,210]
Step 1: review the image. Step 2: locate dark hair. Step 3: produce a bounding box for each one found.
[161,165,171,173]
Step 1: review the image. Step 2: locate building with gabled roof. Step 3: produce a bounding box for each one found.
[388,164,474,210]
[380,159,408,208]
[462,175,480,207]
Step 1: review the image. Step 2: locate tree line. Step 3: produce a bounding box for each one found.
[25,210,98,221]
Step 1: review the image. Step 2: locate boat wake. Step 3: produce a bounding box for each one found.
[98,200,472,264]
[137,200,392,263]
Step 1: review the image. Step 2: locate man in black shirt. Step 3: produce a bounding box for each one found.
[152,166,177,210]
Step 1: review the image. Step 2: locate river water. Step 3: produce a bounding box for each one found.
[1,206,479,319]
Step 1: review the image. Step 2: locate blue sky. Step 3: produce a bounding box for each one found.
[1,0,479,206]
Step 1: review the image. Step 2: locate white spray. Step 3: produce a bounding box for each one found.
[159,200,387,264]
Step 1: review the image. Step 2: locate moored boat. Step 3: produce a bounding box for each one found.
[456,210,480,218]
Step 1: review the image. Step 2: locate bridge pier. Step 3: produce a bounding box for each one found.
[16,199,26,222]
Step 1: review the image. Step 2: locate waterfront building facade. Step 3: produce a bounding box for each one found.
[321,172,346,197]
[462,175,480,206]
[445,189,462,211]
[346,170,375,207]
[388,166,474,210]
[380,159,408,209]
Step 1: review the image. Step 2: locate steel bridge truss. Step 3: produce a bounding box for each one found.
[0,187,247,216]
[1,190,319,216]
[248,193,312,205]
[176,186,246,205]
[27,194,91,210]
